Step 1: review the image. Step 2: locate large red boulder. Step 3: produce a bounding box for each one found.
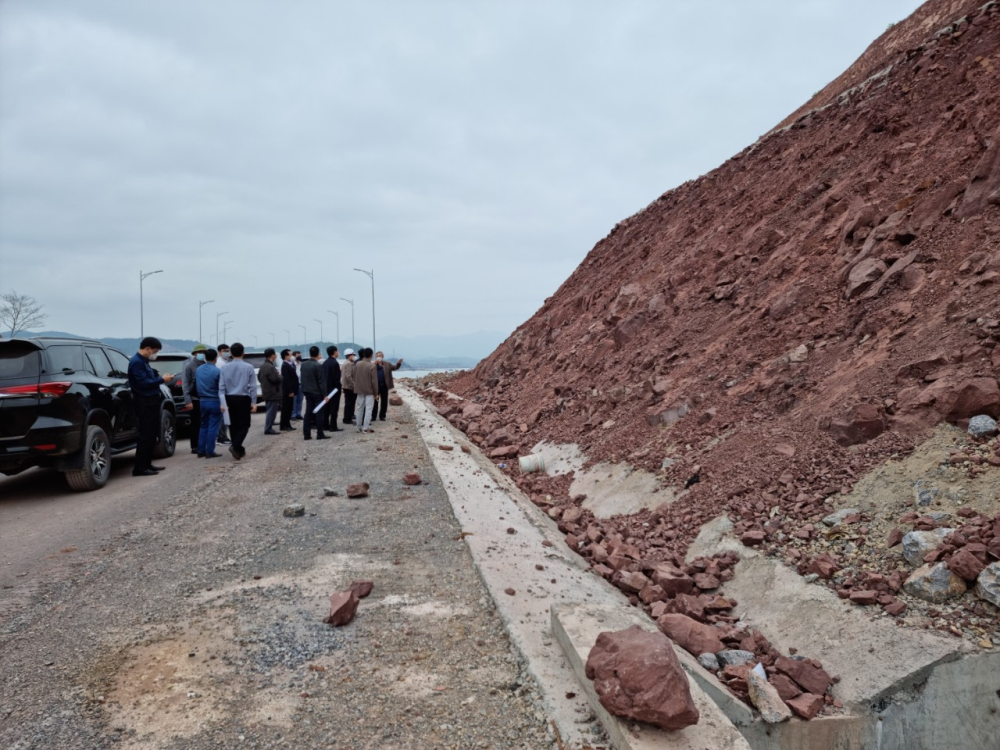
[825,404,885,446]
[585,626,699,731]
[946,378,1000,421]
[657,613,725,655]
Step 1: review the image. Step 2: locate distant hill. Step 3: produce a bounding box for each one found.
[5,330,500,369]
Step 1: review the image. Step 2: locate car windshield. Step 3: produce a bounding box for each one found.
[153,357,188,376]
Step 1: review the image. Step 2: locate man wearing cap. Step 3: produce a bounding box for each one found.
[181,344,208,454]
[341,349,357,426]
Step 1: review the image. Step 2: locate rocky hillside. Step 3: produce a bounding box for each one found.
[425,0,1000,716]
[445,0,999,505]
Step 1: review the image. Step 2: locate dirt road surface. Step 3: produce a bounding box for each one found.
[0,405,561,749]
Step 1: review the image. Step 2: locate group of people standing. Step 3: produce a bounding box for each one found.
[180,342,404,457]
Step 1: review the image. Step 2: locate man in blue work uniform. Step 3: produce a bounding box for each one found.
[127,336,174,477]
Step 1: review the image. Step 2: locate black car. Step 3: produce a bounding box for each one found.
[0,336,177,491]
[154,353,194,431]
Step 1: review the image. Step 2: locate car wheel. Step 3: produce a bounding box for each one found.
[64,425,112,491]
[153,410,176,459]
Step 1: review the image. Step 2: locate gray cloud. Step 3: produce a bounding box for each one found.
[0,0,923,346]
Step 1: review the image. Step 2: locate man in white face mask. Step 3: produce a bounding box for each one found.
[127,336,174,476]
[215,344,231,444]
[182,343,208,454]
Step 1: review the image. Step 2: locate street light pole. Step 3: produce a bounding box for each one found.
[341,298,354,345]
[198,299,214,343]
[269,332,275,345]
[252,334,258,348]
[314,319,323,346]
[216,311,229,346]
[299,324,306,346]
[283,329,291,347]
[139,270,163,338]
[327,310,339,346]
[223,320,233,343]
[354,269,375,351]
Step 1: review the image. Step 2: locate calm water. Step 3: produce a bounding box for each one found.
[396,368,466,380]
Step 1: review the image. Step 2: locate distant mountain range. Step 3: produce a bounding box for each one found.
[5,329,506,369]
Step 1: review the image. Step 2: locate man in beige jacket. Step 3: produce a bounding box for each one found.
[341,349,357,426]
[353,348,379,433]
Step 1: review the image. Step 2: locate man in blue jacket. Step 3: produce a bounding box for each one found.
[127,336,174,477]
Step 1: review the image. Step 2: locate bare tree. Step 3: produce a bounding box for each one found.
[0,290,47,338]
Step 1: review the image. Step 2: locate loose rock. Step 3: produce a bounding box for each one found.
[346,482,370,498]
[747,670,792,724]
[324,590,360,626]
[585,626,700,731]
[657,613,725,655]
[403,472,422,486]
[968,414,999,438]
[903,562,967,603]
[283,503,305,517]
[975,563,1000,607]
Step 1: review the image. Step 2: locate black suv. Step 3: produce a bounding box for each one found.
[0,336,177,491]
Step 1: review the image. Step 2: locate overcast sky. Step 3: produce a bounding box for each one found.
[0,0,924,348]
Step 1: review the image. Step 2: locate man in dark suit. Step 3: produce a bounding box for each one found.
[279,349,298,432]
[322,345,342,432]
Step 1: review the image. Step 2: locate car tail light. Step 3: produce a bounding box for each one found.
[0,382,72,397]
[32,444,57,451]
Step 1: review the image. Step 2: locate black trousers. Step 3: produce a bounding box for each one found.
[187,399,201,451]
[303,393,326,438]
[280,393,294,429]
[377,383,389,420]
[343,389,356,424]
[325,391,342,430]
[133,396,161,472]
[225,395,252,453]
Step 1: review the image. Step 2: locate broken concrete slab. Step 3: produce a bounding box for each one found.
[685,514,1000,750]
[552,602,752,750]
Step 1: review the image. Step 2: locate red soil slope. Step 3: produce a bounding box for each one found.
[445,0,999,523]
[426,0,1000,713]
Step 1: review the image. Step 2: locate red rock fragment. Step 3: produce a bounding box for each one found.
[585,626,699,730]
[346,482,370,498]
[849,590,878,605]
[349,579,374,598]
[657,613,725,655]
[787,693,824,720]
[882,599,907,616]
[741,530,766,546]
[403,472,422,485]
[947,549,986,582]
[324,590,360,626]
[887,528,904,548]
[775,656,832,695]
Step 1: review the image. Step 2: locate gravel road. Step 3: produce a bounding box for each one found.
[0,404,561,749]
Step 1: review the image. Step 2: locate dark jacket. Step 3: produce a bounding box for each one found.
[281,359,299,397]
[378,359,403,390]
[353,359,379,397]
[300,358,326,396]
[258,359,282,402]
[323,356,342,394]
[128,352,164,398]
[182,356,202,404]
